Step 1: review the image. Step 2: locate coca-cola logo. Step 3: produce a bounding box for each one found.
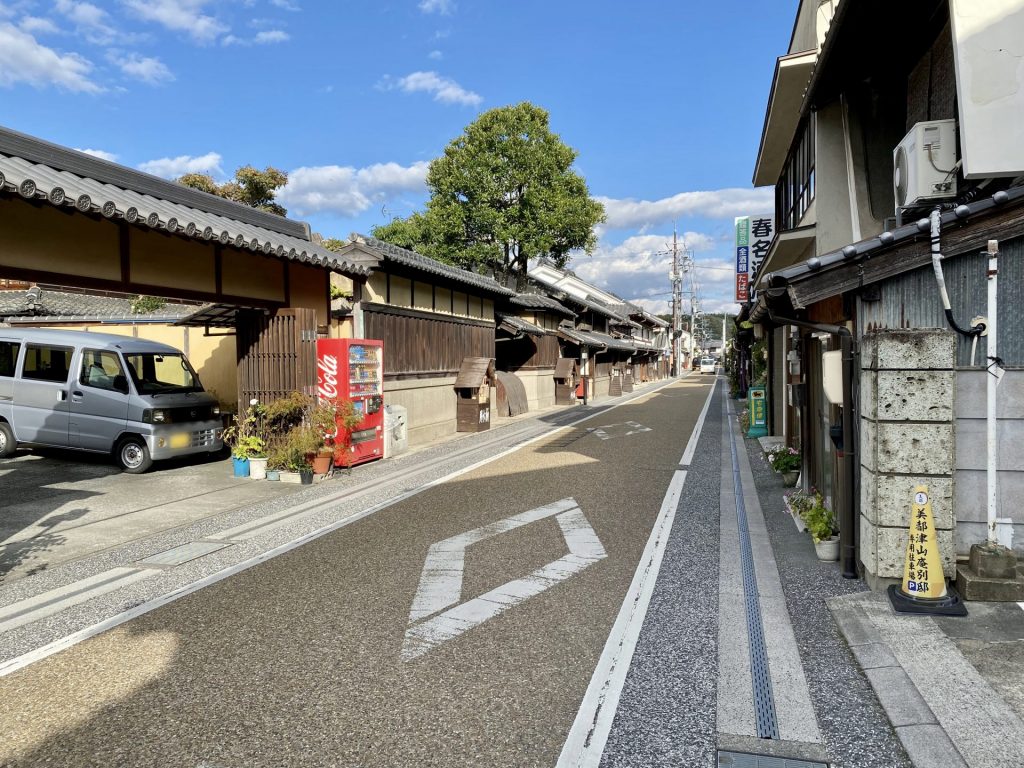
[318,354,339,399]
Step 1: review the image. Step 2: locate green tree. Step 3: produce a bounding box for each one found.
[178,165,288,216]
[371,102,605,275]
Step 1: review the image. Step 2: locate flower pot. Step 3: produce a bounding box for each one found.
[265,469,280,481]
[814,536,839,561]
[279,471,302,484]
[781,470,799,487]
[310,453,332,475]
[249,457,268,480]
[299,468,314,485]
[232,456,250,478]
[784,496,807,533]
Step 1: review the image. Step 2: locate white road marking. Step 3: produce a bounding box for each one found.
[588,421,652,440]
[0,378,680,678]
[402,498,606,661]
[557,378,718,768]
[0,568,156,634]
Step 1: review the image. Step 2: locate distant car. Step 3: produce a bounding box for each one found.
[699,357,717,375]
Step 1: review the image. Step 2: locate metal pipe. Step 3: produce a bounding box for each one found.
[769,310,858,579]
[986,239,999,544]
[930,208,985,339]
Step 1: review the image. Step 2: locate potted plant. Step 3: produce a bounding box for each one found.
[321,397,363,474]
[278,423,322,484]
[264,447,284,481]
[767,445,801,486]
[222,399,267,478]
[783,487,814,532]
[803,492,839,561]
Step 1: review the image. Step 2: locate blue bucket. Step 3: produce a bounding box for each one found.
[232,456,250,477]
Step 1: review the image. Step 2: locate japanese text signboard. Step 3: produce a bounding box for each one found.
[746,385,768,438]
[735,215,774,303]
[900,486,947,599]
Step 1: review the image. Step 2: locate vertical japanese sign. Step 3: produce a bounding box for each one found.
[735,215,774,302]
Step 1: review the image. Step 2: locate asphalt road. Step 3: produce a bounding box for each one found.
[0,378,713,768]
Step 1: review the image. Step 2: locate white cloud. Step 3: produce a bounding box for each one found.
[121,0,227,43]
[138,151,223,178]
[381,70,481,106]
[0,22,101,92]
[254,28,288,43]
[419,0,454,14]
[566,231,739,316]
[598,187,774,230]
[269,0,300,9]
[427,49,442,60]
[223,28,289,45]
[278,160,430,217]
[76,147,118,161]
[109,51,174,84]
[54,0,116,44]
[19,16,60,35]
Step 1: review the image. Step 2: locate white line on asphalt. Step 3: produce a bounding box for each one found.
[402,499,606,661]
[0,568,156,635]
[556,377,718,768]
[0,378,682,679]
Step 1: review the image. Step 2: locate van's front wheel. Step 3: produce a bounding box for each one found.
[0,423,15,458]
[117,436,153,474]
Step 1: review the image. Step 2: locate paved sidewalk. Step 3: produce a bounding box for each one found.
[741,411,1024,767]
[829,591,1024,768]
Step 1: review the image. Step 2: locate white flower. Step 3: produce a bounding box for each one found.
[250,398,259,405]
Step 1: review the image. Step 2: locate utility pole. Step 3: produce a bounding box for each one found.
[671,227,682,376]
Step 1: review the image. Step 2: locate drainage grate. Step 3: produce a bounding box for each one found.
[718,750,828,767]
[727,403,780,739]
[138,541,231,568]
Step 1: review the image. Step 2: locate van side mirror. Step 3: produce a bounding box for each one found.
[112,375,129,394]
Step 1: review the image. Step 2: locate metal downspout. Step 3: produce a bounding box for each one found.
[769,310,858,580]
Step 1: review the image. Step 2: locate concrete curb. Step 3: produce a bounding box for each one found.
[828,593,968,768]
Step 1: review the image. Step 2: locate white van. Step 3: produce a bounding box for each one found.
[0,328,223,472]
[699,357,717,375]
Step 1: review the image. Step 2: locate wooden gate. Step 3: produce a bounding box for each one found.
[236,308,317,410]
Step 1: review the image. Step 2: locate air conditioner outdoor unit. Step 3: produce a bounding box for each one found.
[893,119,958,212]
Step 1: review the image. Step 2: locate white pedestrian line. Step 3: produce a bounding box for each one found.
[587,421,652,441]
[402,498,606,661]
[0,568,157,634]
[558,378,718,768]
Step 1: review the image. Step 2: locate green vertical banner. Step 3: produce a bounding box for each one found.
[747,385,768,438]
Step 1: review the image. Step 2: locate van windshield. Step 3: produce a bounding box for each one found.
[123,352,202,395]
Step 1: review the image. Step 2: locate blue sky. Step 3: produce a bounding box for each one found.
[0,0,794,315]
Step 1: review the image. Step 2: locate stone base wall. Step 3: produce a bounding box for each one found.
[512,368,556,411]
[860,329,957,589]
[385,376,494,447]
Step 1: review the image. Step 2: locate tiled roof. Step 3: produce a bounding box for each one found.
[555,292,626,322]
[0,125,370,277]
[558,327,635,351]
[0,288,200,322]
[496,313,547,337]
[349,234,515,296]
[509,292,576,317]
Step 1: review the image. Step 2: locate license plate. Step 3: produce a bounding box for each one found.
[170,433,190,449]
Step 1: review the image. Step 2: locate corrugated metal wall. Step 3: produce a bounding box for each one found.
[857,234,1024,368]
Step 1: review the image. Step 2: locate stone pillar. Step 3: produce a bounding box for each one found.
[860,329,957,590]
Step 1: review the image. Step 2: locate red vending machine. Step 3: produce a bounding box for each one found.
[316,338,384,467]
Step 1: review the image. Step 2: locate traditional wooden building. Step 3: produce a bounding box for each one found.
[330,235,514,445]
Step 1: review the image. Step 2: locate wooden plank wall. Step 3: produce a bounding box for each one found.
[236,307,317,410]
[364,306,494,379]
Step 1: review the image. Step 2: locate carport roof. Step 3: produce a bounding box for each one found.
[0,125,371,278]
[0,287,201,323]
